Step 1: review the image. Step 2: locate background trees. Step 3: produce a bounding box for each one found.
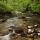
[0,0,40,13]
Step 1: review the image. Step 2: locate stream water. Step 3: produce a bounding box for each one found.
[0,14,40,40]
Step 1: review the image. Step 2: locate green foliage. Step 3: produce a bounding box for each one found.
[0,0,40,13]
[29,0,40,12]
[30,3,40,12]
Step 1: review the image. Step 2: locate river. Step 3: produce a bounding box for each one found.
[0,14,40,40]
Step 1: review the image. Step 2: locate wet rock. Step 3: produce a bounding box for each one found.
[34,24,39,28]
[27,29,34,34]
[14,28,23,34]
[9,26,25,35]
[27,26,33,28]
[38,33,40,36]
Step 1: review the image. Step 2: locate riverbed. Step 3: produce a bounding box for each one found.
[0,14,40,40]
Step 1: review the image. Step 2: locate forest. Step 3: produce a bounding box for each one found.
[0,0,40,14]
[0,0,40,40]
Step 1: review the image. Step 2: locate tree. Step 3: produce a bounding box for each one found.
[0,0,40,13]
